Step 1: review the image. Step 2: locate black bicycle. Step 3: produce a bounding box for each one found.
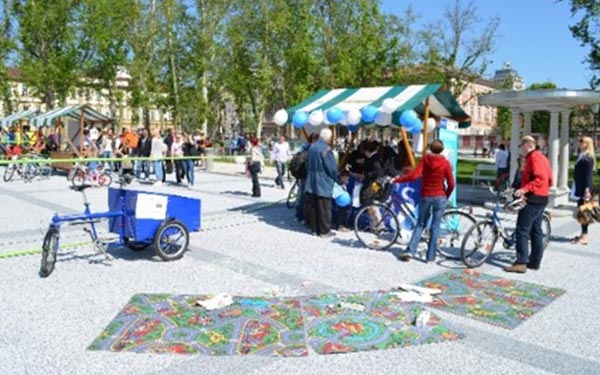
[286,179,299,209]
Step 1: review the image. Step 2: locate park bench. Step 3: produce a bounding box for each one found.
[471,163,497,185]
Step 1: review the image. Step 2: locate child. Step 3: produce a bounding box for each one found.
[332,170,352,231]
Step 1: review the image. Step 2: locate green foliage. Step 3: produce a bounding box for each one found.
[565,0,600,88]
[528,82,557,134]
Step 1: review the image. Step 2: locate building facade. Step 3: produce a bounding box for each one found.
[0,68,173,130]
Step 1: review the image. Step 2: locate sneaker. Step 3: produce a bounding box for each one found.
[504,263,527,273]
[394,251,411,262]
[526,264,539,270]
[337,226,351,232]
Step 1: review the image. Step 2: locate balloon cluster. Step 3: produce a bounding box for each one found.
[275,99,436,134]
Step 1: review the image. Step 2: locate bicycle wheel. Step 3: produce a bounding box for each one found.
[154,220,189,261]
[542,213,551,249]
[461,220,497,268]
[437,209,476,259]
[99,172,113,187]
[3,165,15,182]
[40,227,60,277]
[354,203,400,250]
[286,180,298,209]
[71,168,86,187]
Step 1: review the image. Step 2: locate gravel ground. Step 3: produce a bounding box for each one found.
[0,169,599,375]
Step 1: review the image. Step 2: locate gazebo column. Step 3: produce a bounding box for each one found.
[549,111,560,189]
[510,109,521,176]
[559,110,571,190]
[523,112,532,135]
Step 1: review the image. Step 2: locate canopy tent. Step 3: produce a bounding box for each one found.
[31,104,112,127]
[0,108,39,128]
[285,84,471,128]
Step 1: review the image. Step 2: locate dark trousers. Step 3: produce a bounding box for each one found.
[306,193,332,235]
[250,162,261,196]
[275,161,286,188]
[577,199,589,234]
[515,202,547,268]
[175,160,185,183]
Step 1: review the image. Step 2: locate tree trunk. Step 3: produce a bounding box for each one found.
[165,5,180,127]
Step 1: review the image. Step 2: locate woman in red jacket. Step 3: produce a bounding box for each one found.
[393,139,455,263]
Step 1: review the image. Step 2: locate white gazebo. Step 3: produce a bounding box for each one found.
[480,89,600,207]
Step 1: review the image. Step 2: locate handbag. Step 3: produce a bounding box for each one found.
[576,197,600,225]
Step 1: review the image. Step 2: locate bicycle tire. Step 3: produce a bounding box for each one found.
[154,220,189,261]
[71,168,86,188]
[99,172,113,187]
[286,180,298,209]
[542,212,551,250]
[3,165,15,182]
[40,227,60,278]
[437,209,477,259]
[461,220,497,268]
[354,203,400,250]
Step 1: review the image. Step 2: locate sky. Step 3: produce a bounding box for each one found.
[381,0,592,89]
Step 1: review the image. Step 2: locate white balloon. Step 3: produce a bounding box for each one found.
[375,111,392,126]
[346,108,362,125]
[381,98,399,114]
[273,109,288,126]
[426,118,437,132]
[309,110,324,127]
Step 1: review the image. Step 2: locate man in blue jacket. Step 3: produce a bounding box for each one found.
[305,128,338,237]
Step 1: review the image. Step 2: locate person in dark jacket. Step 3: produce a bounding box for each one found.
[572,136,595,245]
[393,139,455,263]
[305,128,338,237]
[359,141,385,206]
[134,129,152,179]
[505,135,552,273]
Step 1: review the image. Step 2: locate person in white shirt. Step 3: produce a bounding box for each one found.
[271,135,291,189]
[150,130,167,183]
[495,143,510,178]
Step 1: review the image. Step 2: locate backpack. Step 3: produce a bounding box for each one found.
[289,150,308,179]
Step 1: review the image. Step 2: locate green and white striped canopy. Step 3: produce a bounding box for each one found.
[0,108,39,128]
[286,84,471,128]
[31,104,112,127]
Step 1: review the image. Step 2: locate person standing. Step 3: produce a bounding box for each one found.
[505,135,552,273]
[571,136,595,245]
[271,135,291,189]
[183,133,197,187]
[134,129,151,180]
[171,133,185,185]
[495,144,509,177]
[394,140,455,263]
[246,136,264,197]
[150,130,166,184]
[305,128,338,237]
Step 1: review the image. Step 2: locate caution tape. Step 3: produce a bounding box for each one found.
[0,154,243,166]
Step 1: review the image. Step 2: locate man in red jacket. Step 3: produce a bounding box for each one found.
[505,135,552,273]
[393,139,455,262]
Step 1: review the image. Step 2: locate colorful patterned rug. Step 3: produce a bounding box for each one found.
[88,294,308,356]
[301,291,463,355]
[418,269,566,329]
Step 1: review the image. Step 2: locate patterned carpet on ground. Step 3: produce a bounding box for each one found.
[301,291,463,355]
[417,269,566,329]
[88,293,308,356]
[89,291,462,356]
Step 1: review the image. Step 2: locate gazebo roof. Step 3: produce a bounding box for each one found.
[31,104,112,127]
[479,89,600,111]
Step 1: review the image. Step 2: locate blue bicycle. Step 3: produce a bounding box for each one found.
[353,178,476,258]
[40,175,192,277]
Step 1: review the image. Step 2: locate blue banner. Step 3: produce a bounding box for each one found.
[438,128,459,207]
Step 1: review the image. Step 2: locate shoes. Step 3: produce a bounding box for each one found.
[337,226,351,232]
[526,264,539,270]
[504,263,527,273]
[251,194,261,198]
[319,232,335,238]
[394,251,411,262]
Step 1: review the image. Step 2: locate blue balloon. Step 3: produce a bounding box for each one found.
[292,111,308,128]
[409,122,423,134]
[326,107,344,123]
[335,192,351,207]
[361,105,378,123]
[347,125,359,132]
[400,110,420,129]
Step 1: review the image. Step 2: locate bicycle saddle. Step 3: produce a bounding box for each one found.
[70,184,93,192]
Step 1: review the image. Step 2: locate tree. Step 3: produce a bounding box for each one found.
[528,82,557,134]
[564,0,600,87]
[495,75,516,140]
[419,0,500,96]
[0,0,14,114]
[13,0,86,108]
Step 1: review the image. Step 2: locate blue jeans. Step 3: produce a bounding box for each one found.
[515,202,547,267]
[154,160,163,181]
[184,159,194,185]
[275,161,286,188]
[102,151,113,170]
[405,196,447,261]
